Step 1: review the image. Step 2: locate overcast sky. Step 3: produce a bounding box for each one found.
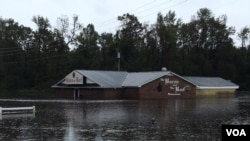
[0,0,249,46]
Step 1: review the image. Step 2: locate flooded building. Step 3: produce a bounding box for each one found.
[52,70,239,100]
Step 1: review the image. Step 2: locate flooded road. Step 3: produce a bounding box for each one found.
[0,95,249,141]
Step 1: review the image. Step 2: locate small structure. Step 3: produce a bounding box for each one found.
[0,106,35,120]
[0,106,35,114]
[52,70,239,99]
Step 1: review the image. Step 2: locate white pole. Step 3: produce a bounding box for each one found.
[117,51,120,71]
[33,106,36,118]
[33,106,36,113]
[0,107,2,120]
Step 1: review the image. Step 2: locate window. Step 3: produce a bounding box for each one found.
[157,83,162,92]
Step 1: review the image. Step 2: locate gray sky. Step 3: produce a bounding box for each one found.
[0,0,249,46]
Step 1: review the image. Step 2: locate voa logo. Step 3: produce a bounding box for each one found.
[226,129,246,136]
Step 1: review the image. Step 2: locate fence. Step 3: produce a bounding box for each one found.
[0,106,35,115]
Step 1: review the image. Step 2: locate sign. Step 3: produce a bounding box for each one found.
[161,78,189,95]
[62,71,83,85]
[163,78,179,85]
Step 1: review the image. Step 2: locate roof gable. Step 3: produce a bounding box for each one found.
[62,71,84,85]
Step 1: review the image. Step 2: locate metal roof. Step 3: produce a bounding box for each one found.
[52,70,239,89]
[122,71,171,87]
[52,70,171,88]
[183,76,239,89]
[76,70,128,88]
[76,70,170,88]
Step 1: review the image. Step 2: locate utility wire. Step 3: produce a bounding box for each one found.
[95,0,160,28]
[0,49,38,57]
[95,0,176,31]
[0,40,63,55]
[0,0,188,63]
[0,46,24,50]
[97,0,188,32]
[2,53,68,65]
[139,0,188,20]
[0,48,27,54]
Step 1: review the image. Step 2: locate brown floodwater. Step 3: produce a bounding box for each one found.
[0,94,249,141]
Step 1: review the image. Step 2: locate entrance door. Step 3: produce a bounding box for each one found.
[74,88,80,100]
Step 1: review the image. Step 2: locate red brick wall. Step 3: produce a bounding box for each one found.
[139,75,196,99]
[55,88,74,99]
[80,88,122,100]
[55,88,123,100]
[121,88,139,99]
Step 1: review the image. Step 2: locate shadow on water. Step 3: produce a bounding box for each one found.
[0,95,249,141]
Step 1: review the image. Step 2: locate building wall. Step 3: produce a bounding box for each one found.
[55,88,123,100]
[196,89,236,98]
[121,88,139,99]
[80,88,121,100]
[55,88,74,99]
[139,75,196,99]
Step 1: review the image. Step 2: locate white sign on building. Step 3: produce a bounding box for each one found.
[62,71,83,85]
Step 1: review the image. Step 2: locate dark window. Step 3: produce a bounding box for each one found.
[157,83,162,92]
[83,77,86,84]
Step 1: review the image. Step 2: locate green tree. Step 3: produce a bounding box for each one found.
[0,18,32,89]
[238,26,250,48]
[179,8,235,77]
[155,11,182,72]
[116,13,145,71]
[56,15,82,46]
[99,32,118,70]
[30,16,52,87]
[74,24,100,69]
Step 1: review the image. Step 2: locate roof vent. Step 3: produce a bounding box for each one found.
[161,67,167,71]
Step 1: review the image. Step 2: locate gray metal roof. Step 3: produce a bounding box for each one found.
[77,70,170,88]
[122,71,170,87]
[52,70,239,89]
[183,76,239,89]
[53,70,171,88]
[76,70,128,88]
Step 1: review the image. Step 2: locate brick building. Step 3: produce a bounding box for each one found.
[52,70,239,100]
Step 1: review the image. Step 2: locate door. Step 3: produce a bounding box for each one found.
[74,88,80,100]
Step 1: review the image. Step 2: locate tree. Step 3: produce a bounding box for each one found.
[56,15,83,47]
[155,11,182,72]
[179,8,235,77]
[0,18,32,89]
[238,26,250,48]
[74,24,100,69]
[98,32,117,70]
[116,13,145,71]
[143,24,161,71]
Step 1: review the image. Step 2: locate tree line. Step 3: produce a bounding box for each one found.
[0,8,250,91]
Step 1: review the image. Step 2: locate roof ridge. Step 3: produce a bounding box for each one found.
[76,69,128,73]
[121,73,129,86]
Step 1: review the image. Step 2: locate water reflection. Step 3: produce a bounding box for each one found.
[0,96,249,140]
[0,113,35,120]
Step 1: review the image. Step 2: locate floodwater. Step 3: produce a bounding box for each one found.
[0,95,249,141]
